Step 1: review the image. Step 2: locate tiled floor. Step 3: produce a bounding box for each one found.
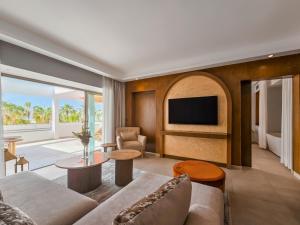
[5,138,102,175]
[33,144,300,225]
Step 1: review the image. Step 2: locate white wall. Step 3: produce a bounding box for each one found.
[56,123,82,138]
[4,123,83,143]
[4,124,53,143]
[267,86,282,133]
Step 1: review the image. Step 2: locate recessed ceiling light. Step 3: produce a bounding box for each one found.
[268,54,274,58]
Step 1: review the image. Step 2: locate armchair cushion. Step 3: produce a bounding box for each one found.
[120,131,137,141]
[123,141,142,150]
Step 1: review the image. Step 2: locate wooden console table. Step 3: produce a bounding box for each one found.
[160,130,230,139]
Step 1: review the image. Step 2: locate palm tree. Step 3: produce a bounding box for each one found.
[24,102,31,121]
[59,104,79,122]
[33,106,44,123]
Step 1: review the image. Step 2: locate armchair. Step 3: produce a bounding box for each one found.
[116,127,147,157]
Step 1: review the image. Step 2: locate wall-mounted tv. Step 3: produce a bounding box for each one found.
[168,96,218,125]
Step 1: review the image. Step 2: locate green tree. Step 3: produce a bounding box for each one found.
[3,101,30,125]
[33,106,52,124]
[59,104,80,123]
[24,102,31,121]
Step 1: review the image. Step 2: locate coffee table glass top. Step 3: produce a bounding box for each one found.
[55,151,109,169]
[109,149,141,160]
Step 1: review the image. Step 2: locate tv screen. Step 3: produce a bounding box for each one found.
[168,96,218,125]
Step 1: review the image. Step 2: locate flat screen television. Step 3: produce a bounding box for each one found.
[168,96,218,125]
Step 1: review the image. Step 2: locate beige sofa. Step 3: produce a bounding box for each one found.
[0,172,224,225]
[75,172,224,225]
[0,172,98,225]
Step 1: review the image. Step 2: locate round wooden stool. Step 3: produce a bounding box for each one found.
[173,160,225,191]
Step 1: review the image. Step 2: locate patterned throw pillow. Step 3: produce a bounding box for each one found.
[0,202,37,225]
[114,174,191,225]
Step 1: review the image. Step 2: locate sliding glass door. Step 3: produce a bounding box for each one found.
[86,92,103,152]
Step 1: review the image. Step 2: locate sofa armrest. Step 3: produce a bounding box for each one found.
[138,135,147,151]
[116,136,123,150]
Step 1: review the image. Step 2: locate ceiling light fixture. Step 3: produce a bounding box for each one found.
[268,54,274,58]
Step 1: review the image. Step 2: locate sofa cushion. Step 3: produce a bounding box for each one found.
[184,204,221,225]
[0,172,98,225]
[121,131,137,141]
[74,172,224,225]
[114,174,191,225]
[0,201,37,225]
[123,141,142,149]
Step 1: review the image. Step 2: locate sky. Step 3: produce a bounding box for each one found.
[2,76,103,110]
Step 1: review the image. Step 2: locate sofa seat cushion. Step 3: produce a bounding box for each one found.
[114,174,191,225]
[123,141,142,149]
[0,172,98,225]
[184,204,221,225]
[74,172,224,225]
[0,201,37,225]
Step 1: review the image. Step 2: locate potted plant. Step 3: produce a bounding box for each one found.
[73,126,91,159]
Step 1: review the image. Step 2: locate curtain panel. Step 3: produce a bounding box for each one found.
[258,81,268,149]
[0,72,4,177]
[103,77,125,143]
[281,78,293,169]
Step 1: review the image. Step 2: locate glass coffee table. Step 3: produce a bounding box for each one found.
[55,151,109,193]
[108,149,141,186]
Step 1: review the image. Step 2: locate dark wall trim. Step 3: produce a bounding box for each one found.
[0,41,103,87]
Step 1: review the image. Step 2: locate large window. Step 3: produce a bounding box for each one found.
[2,77,52,125]
[2,76,102,145]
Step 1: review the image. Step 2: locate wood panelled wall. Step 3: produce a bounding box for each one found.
[125,54,300,170]
[293,75,300,173]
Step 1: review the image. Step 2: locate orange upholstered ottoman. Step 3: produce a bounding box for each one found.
[173,160,225,191]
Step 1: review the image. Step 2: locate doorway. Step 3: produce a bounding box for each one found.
[241,77,294,170]
[132,91,156,153]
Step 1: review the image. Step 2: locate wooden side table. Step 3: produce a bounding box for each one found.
[4,136,22,155]
[4,148,17,176]
[101,143,117,152]
[109,149,141,186]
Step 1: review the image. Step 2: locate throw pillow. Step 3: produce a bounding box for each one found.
[0,201,37,225]
[114,174,191,225]
[120,131,137,141]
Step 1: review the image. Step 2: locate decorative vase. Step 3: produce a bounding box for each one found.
[73,126,92,161]
[82,144,89,160]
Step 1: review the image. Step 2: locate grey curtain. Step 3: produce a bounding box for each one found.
[103,77,125,143]
[114,80,125,130]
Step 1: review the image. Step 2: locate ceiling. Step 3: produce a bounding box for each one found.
[1,0,300,81]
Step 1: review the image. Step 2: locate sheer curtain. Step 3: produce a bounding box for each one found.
[0,72,4,177]
[281,78,293,169]
[103,77,125,143]
[258,81,268,149]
